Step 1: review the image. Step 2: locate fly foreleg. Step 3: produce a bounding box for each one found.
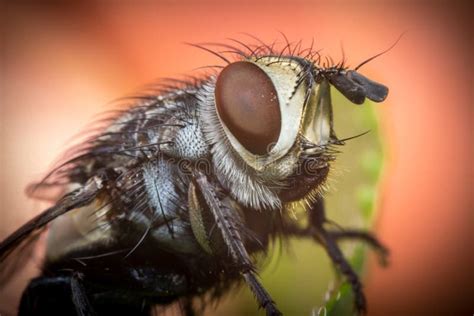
[193,170,282,316]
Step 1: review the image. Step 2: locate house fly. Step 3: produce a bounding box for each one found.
[0,37,391,316]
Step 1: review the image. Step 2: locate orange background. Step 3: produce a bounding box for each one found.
[0,1,472,315]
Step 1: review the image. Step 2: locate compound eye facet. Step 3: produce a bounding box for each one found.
[215,61,281,155]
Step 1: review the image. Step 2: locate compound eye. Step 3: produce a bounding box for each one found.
[215,61,281,155]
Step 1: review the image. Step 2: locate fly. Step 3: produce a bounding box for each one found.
[0,36,392,316]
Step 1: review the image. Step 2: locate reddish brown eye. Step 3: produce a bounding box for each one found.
[215,61,281,155]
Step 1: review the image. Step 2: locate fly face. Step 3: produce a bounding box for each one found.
[200,55,388,209]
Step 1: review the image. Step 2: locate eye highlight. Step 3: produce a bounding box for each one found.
[215,61,281,155]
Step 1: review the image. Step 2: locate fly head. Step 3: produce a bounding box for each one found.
[197,45,389,210]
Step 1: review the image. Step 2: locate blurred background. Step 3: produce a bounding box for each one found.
[0,1,472,315]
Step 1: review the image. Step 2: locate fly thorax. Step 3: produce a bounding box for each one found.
[159,112,210,161]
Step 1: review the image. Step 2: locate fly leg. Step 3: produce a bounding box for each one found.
[19,274,96,316]
[193,170,282,316]
[283,220,388,266]
[242,272,281,316]
[307,197,367,314]
[71,273,96,316]
[329,230,389,266]
[19,275,70,315]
